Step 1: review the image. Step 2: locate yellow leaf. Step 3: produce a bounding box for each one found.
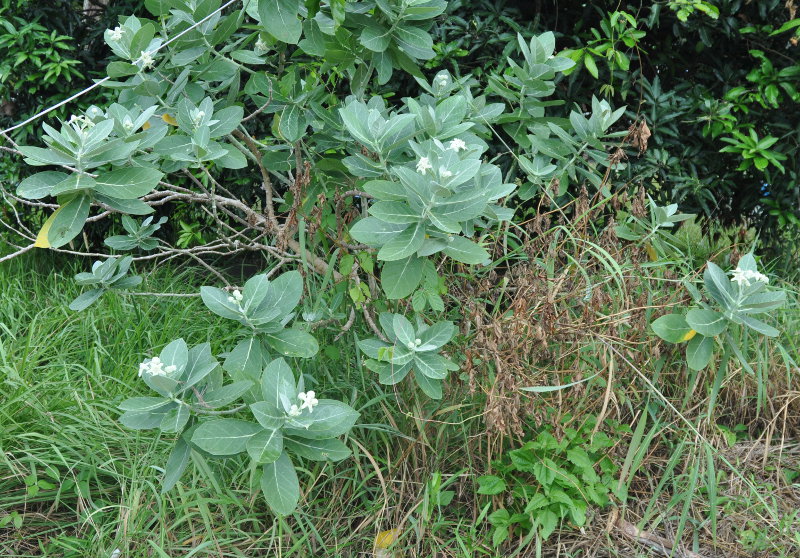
[34,205,65,248]
[142,121,151,130]
[375,528,400,549]
[682,329,697,342]
[162,113,178,126]
[645,242,657,262]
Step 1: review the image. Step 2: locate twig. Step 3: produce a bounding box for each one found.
[286,237,343,281]
[242,81,273,123]
[0,243,36,263]
[334,306,357,341]
[362,305,388,342]
[616,518,707,558]
[233,129,279,233]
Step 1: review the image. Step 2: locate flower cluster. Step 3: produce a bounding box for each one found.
[416,157,432,174]
[448,138,467,152]
[138,51,155,70]
[227,289,243,305]
[415,138,468,177]
[730,267,769,288]
[108,26,124,41]
[138,356,177,378]
[288,390,319,416]
[406,338,422,350]
[68,114,95,131]
[191,109,206,127]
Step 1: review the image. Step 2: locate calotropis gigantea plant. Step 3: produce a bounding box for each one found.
[487,33,628,200]
[119,271,359,515]
[358,312,457,399]
[341,85,515,298]
[651,254,786,372]
[3,0,630,517]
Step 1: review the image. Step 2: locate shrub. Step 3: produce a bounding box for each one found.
[0,0,791,537]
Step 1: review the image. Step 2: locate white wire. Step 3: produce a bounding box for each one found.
[0,0,241,136]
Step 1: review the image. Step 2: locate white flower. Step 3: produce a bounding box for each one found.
[448,138,467,152]
[138,356,176,378]
[730,268,749,287]
[416,157,433,174]
[192,110,206,127]
[406,342,415,350]
[227,289,243,304]
[435,73,449,89]
[730,267,769,288]
[122,115,134,132]
[415,338,421,346]
[68,114,94,130]
[298,391,319,412]
[288,404,302,417]
[255,38,268,52]
[139,51,154,69]
[440,169,453,178]
[109,26,124,41]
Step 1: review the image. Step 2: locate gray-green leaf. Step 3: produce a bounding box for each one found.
[261,452,300,515]
[381,256,424,299]
[191,419,261,455]
[283,400,359,440]
[161,436,191,493]
[259,0,302,44]
[94,167,164,199]
[264,328,319,358]
[686,334,714,371]
[442,236,489,265]
[17,171,67,199]
[685,308,727,337]
[247,427,284,464]
[285,437,351,462]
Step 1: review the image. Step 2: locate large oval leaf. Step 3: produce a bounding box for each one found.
[381,256,423,299]
[36,194,91,248]
[247,427,284,464]
[261,452,300,515]
[191,419,261,455]
[94,167,164,199]
[283,400,359,440]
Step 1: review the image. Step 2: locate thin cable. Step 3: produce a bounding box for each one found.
[0,0,240,136]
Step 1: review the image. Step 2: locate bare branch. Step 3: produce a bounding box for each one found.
[0,243,36,263]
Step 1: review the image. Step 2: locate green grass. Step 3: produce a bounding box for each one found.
[1,246,799,557]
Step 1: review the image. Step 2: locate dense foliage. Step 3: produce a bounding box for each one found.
[441,0,800,256]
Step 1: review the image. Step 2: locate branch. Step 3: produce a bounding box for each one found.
[0,243,36,263]
[232,129,280,233]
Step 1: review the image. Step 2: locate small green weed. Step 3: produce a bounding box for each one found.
[478,415,624,547]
